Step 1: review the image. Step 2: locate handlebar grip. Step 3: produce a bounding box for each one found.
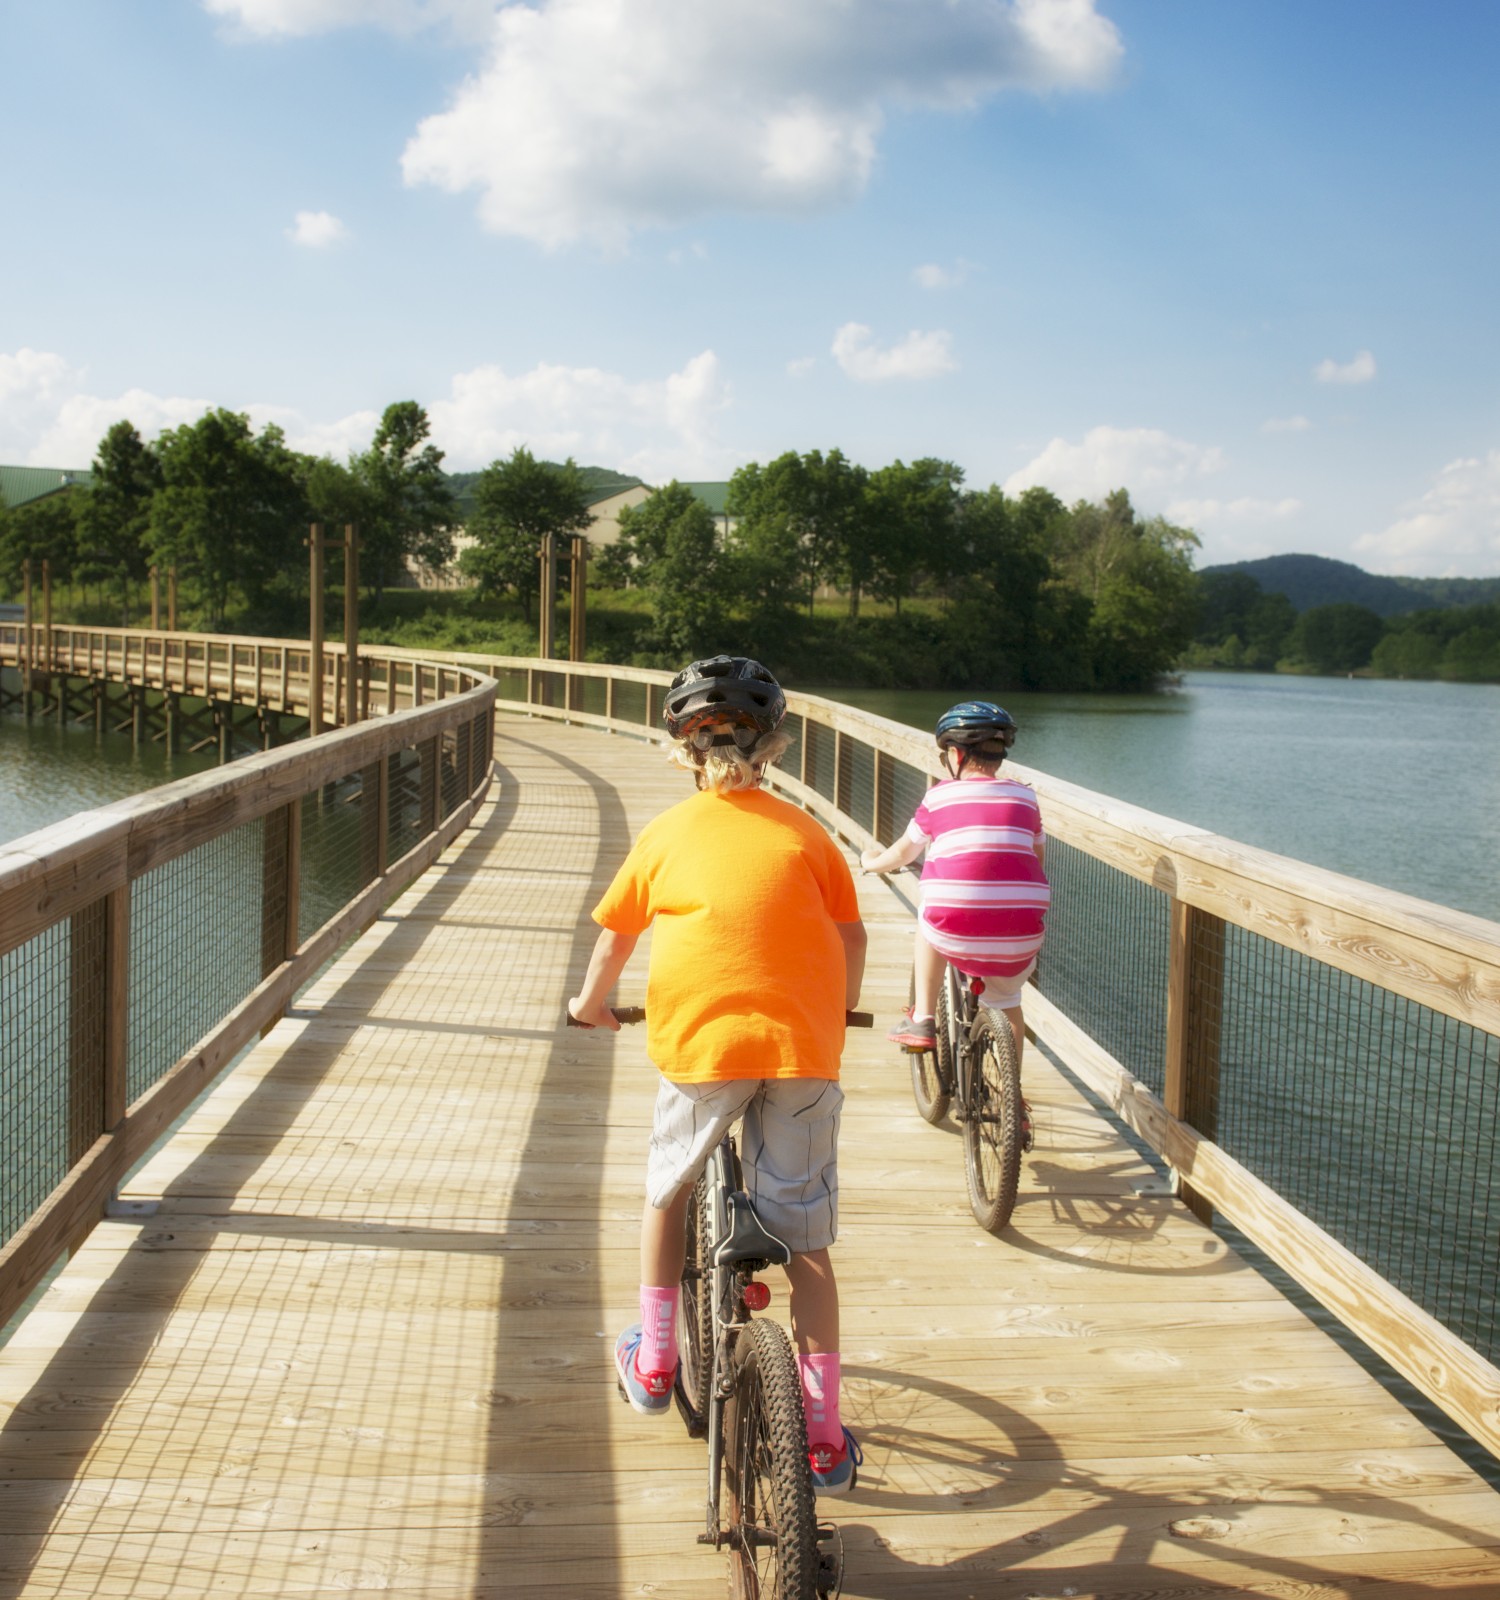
[845,1010,874,1028]
[566,1005,646,1028]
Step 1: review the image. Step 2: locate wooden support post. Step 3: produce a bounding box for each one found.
[344,524,360,729]
[537,534,557,662]
[873,751,890,845]
[308,524,325,737]
[104,888,129,1130]
[284,798,302,961]
[150,566,161,630]
[43,560,54,719]
[569,534,587,665]
[1165,899,1227,1225]
[22,558,32,716]
[168,569,178,632]
[376,754,391,875]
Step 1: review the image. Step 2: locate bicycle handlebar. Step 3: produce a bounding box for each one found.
[568,1007,873,1029]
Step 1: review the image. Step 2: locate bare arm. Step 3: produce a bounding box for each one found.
[836,920,867,1012]
[567,926,639,1031]
[860,832,924,875]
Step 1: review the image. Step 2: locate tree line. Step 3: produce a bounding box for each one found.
[1189,570,1500,682]
[1,407,1204,690]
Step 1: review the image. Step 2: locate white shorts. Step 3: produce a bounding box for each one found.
[646,1076,844,1255]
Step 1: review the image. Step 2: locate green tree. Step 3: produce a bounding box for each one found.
[460,447,592,623]
[1442,625,1500,682]
[353,402,457,597]
[75,420,162,624]
[1371,626,1444,679]
[0,493,80,596]
[1286,602,1384,674]
[864,457,962,615]
[616,482,727,660]
[726,449,866,616]
[149,409,307,628]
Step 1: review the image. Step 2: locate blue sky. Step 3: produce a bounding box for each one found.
[3,0,1497,576]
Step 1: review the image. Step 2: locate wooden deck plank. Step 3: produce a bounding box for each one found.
[2,713,1498,1597]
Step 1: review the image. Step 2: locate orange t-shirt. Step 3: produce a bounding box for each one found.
[592,786,861,1084]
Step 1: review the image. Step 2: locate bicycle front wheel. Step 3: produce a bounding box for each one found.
[724,1318,819,1600]
[962,1008,1024,1234]
[908,966,952,1125]
[677,1173,713,1432]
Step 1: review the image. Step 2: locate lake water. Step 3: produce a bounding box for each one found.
[814,672,1500,926]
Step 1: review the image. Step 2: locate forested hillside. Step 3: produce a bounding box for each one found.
[1202,553,1500,616]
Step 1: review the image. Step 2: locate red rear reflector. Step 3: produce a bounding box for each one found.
[742,1282,771,1311]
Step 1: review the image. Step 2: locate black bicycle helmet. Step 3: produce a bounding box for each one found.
[934,700,1016,754]
[663,655,786,743]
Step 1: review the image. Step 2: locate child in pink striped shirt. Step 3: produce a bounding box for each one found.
[860,700,1048,1059]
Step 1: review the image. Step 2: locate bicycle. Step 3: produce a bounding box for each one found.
[905,964,1032,1234]
[570,1005,873,1599]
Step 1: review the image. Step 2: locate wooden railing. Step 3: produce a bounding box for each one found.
[413,653,1500,1465]
[0,648,496,1331]
[4,643,1498,1466]
[0,623,478,725]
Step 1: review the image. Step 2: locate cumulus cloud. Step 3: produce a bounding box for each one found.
[398,0,1122,246]
[1354,449,1500,576]
[1261,414,1312,434]
[0,343,739,483]
[913,259,975,290]
[832,323,956,382]
[1314,349,1376,385]
[1004,425,1226,504]
[203,0,494,40]
[429,349,736,478]
[287,209,350,248]
[1166,496,1303,524]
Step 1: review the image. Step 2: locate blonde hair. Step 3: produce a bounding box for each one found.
[669,726,793,793]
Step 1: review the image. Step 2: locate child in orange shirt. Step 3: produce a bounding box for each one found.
[568,655,868,1494]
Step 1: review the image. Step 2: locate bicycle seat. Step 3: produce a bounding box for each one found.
[714,1191,792,1269]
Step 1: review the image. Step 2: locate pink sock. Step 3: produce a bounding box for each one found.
[798,1352,842,1449]
[638,1286,678,1374]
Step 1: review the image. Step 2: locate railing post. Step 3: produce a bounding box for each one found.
[377,754,391,875]
[873,751,890,845]
[1165,899,1226,1225]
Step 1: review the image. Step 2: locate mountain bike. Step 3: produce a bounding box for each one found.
[906,965,1031,1233]
[570,1005,872,1599]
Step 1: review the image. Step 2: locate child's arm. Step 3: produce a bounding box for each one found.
[836,920,867,1011]
[860,833,924,875]
[568,926,639,1031]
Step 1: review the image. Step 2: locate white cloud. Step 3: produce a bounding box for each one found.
[1004,425,1226,504]
[1314,349,1376,385]
[832,322,956,382]
[399,0,1122,246]
[787,356,817,378]
[1354,449,1500,576]
[913,259,975,290]
[203,0,494,40]
[287,210,350,248]
[1166,496,1303,524]
[0,343,738,484]
[1261,414,1312,433]
[429,349,736,479]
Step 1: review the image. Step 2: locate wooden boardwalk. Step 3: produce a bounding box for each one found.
[3,714,1500,1597]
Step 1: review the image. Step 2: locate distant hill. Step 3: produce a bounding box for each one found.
[1200,553,1500,616]
[443,463,644,519]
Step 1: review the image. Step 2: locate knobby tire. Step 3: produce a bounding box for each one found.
[907,965,952,1125]
[962,1007,1024,1234]
[724,1317,819,1600]
[677,1174,714,1430]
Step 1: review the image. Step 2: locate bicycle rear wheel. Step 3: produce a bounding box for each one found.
[962,1007,1024,1234]
[724,1317,818,1600]
[908,966,952,1125]
[677,1173,713,1432]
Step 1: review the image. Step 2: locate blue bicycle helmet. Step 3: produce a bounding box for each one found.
[663,655,786,744]
[934,700,1016,757]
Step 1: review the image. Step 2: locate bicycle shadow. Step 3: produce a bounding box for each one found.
[828,1364,1500,1597]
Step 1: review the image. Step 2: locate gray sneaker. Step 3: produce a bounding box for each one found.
[887,1010,936,1051]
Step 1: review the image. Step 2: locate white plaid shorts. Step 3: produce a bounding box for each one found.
[645,1075,844,1255]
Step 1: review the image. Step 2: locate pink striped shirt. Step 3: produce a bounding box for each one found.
[907,776,1049,978]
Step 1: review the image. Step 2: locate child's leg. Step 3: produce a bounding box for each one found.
[786,1248,843,1450]
[636,1186,692,1374]
[911,927,946,1020]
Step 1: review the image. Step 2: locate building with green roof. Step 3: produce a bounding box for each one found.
[0,464,93,510]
